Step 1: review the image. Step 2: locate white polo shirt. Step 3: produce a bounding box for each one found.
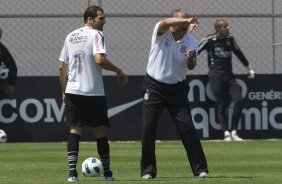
[146,22,198,84]
[59,26,106,96]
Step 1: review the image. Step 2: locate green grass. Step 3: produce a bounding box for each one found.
[0,140,282,184]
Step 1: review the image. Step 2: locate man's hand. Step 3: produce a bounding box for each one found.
[186,49,197,70]
[62,93,67,106]
[116,70,128,85]
[187,16,199,32]
[6,85,16,97]
[185,49,196,61]
[248,69,255,79]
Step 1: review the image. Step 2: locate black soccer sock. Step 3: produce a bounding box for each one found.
[96,136,111,176]
[67,133,81,176]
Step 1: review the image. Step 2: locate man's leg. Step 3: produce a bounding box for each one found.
[209,78,229,137]
[167,92,208,176]
[141,90,164,178]
[228,80,244,130]
[228,80,244,141]
[67,127,82,181]
[92,126,113,180]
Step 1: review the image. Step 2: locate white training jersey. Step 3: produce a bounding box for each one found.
[59,26,106,96]
[146,21,199,84]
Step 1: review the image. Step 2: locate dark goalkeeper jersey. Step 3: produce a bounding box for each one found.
[0,42,17,85]
[198,34,249,77]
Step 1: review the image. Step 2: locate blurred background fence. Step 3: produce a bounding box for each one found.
[0,0,282,76]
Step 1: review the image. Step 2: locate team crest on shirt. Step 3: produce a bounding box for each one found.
[143,90,150,101]
[165,38,171,46]
[180,45,187,54]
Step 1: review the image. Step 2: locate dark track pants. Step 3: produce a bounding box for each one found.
[141,75,208,177]
[209,76,244,131]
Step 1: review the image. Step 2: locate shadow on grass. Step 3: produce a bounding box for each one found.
[111,175,257,182]
[210,175,257,179]
[156,175,257,179]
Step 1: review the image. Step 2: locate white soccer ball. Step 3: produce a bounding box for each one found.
[82,157,103,177]
[0,129,7,143]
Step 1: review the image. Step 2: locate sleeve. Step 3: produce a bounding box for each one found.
[59,38,69,64]
[231,36,249,67]
[151,21,169,44]
[187,34,199,55]
[93,30,106,55]
[197,36,209,55]
[1,44,17,85]
[152,22,161,39]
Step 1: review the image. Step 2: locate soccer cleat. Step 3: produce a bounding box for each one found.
[231,133,243,141]
[231,130,243,141]
[224,134,232,141]
[199,172,208,178]
[104,175,115,181]
[141,173,153,180]
[68,170,78,182]
[103,171,115,181]
[67,176,79,182]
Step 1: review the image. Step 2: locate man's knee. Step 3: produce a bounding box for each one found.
[92,126,108,138]
[233,96,244,106]
[70,127,83,136]
[216,100,225,113]
[178,120,195,133]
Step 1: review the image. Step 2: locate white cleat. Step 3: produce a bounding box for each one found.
[224,135,232,141]
[199,172,208,178]
[231,130,243,141]
[232,134,243,141]
[67,176,78,182]
[141,174,153,180]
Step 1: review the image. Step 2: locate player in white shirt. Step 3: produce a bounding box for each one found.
[58,5,128,182]
[141,9,208,180]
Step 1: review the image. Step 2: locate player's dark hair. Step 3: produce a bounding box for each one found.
[170,8,189,17]
[84,5,104,23]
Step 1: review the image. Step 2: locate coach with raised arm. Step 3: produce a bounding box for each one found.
[140,8,209,180]
[198,19,255,141]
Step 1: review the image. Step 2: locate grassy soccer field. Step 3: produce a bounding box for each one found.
[0,140,281,184]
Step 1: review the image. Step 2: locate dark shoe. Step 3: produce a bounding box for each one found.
[103,171,114,181]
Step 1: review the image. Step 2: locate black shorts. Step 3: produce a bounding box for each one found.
[65,94,110,127]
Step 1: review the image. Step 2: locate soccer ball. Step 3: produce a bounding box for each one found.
[0,129,7,143]
[82,157,103,177]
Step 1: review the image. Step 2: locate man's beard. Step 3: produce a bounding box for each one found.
[93,23,103,31]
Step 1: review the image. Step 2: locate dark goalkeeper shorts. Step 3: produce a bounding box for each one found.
[65,94,110,127]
